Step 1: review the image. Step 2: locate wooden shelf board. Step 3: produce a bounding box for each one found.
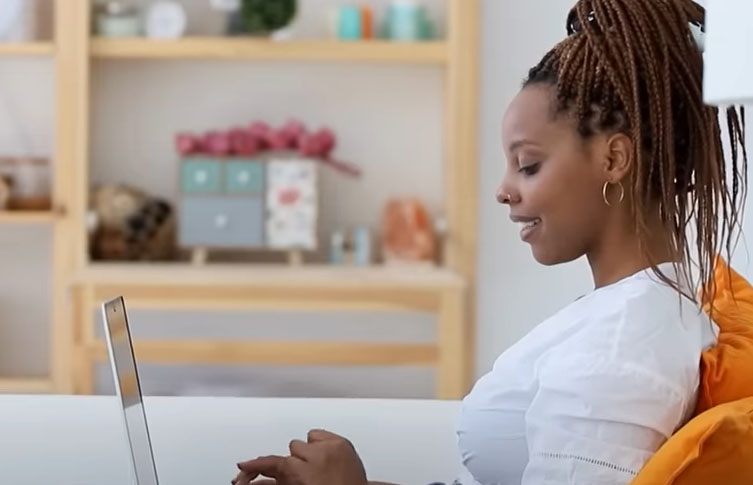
[87,340,438,367]
[0,378,53,393]
[0,211,58,224]
[90,37,448,64]
[75,263,465,291]
[0,42,55,56]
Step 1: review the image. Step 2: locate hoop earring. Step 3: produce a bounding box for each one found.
[602,181,625,207]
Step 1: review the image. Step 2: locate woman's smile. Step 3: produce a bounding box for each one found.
[511,215,542,242]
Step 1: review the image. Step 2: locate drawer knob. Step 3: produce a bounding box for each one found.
[214,214,229,228]
[194,170,208,184]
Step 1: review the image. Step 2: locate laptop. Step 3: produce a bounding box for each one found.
[102,296,160,485]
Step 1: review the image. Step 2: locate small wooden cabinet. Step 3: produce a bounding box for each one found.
[177,155,319,252]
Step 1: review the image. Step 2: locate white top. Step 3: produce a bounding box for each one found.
[456,264,718,485]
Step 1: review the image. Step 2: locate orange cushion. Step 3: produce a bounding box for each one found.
[632,397,753,485]
[632,259,753,484]
[696,258,753,413]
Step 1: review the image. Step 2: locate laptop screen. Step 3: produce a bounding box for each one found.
[102,297,159,485]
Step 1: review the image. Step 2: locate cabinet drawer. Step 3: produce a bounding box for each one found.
[181,159,222,194]
[225,160,264,194]
[179,197,264,247]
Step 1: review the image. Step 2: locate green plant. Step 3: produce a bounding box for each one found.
[235,0,297,35]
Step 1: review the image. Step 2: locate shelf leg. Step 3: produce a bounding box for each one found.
[287,249,304,266]
[73,285,96,395]
[436,287,469,400]
[191,247,208,265]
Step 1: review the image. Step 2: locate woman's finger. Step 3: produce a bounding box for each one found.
[306,429,344,442]
[288,439,315,461]
[237,455,286,477]
[231,471,254,485]
[232,476,276,485]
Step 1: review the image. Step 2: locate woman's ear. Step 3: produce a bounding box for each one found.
[603,133,634,182]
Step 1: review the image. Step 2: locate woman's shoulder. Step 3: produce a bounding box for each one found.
[574,265,707,332]
[545,268,714,391]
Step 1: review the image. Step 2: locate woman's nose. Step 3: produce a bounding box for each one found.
[496,186,510,204]
[496,180,519,205]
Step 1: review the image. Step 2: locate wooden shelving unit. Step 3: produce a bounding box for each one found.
[75,263,464,313]
[0,378,53,394]
[0,1,76,396]
[72,261,469,397]
[91,37,448,64]
[0,42,55,56]
[0,0,479,399]
[0,211,58,224]
[77,263,463,288]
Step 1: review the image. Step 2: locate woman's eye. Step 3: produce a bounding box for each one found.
[519,163,540,176]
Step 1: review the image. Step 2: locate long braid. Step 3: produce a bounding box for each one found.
[524,0,748,308]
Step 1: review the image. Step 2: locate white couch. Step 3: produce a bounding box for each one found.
[0,395,463,484]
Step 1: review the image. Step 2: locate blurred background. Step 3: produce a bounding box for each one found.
[0,0,750,400]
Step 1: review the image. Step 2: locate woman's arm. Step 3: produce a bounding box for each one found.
[522,351,686,484]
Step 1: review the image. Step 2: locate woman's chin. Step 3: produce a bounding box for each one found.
[530,245,574,266]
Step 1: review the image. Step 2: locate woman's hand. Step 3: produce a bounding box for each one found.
[232,429,368,485]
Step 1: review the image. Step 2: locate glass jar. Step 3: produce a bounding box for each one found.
[8,157,51,210]
[95,1,141,37]
[383,0,432,41]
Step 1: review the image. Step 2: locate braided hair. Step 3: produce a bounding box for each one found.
[525,0,747,303]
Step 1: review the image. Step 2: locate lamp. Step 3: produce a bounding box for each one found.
[703,0,753,105]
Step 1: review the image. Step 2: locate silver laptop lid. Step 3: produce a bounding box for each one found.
[102,297,159,485]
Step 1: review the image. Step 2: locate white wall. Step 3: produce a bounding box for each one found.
[475,0,595,373]
[1,0,751,395]
[0,58,54,377]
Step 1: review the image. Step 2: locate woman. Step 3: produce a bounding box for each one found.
[232,0,748,484]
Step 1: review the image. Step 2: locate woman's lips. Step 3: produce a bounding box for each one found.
[519,218,541,241]
[510,215,542,242]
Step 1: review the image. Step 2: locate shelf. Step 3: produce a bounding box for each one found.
[87,340,437,367]
[0,378,52,394]
[74,263,464,312]
[0,42,55,57]
[76,263,464,289]
[90,37,448,64]
[0,211,58,224]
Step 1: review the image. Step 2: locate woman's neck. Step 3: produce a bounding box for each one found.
[587,210,676,289]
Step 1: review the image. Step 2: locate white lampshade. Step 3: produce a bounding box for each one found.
[703,0,753,105]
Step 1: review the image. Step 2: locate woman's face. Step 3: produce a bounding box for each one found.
[499,84,615,265]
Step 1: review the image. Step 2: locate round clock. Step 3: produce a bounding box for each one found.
[145,1,187,39]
